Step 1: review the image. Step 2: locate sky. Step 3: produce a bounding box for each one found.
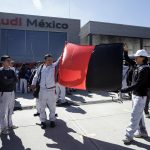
[0,0,150,27]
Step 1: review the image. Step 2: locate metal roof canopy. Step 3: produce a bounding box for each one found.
[80,21,150,39]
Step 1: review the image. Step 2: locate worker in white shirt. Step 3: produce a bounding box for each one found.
[31,54,60,129]
[29,62,42,117]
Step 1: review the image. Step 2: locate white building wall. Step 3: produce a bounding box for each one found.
[90,35,142,55]
[143,39,150,53]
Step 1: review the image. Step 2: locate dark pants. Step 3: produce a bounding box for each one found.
[144,89,150,115]
[144,98,150,115]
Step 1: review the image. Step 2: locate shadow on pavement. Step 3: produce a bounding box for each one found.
[65,105,86,114]
[15,92,33,100]
[94,91,112,97]
[0,130,31,150]
[77,90,93,98]
[67,94,87,103]
[14,93,35,110]
[44,119,135,150]
[14,100,22,111]
[66,90,95,103]
[144,136,150,142]
[66,90,119,104]
[132,139,150,149]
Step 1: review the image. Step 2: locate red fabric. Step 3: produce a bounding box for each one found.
[58,43,94,90]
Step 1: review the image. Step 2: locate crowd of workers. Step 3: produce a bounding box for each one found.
[0,44,150,145]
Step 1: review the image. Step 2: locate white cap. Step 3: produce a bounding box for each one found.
[134,49,148,57]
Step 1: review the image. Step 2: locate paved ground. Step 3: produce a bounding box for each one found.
[14,90,120,109]
[0,91,150,150]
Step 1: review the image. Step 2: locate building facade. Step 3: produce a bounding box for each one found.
[1,13,150,62]
[0,12,80,62]
[80,21,150,55]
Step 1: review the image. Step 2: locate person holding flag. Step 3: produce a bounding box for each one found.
[121,44,149,144]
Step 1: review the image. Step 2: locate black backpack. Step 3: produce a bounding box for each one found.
[32,65,44,98]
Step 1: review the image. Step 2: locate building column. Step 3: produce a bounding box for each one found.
[88,34,93,45]
[140,38,143,49]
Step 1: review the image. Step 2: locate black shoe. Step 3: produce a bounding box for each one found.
[50,121,56,128]
[41,122,46,129]
[34,112,40,117]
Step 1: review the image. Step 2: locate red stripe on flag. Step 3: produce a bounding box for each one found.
[58,43,94,90]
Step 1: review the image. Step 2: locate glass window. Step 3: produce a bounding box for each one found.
[0,29,25,61]
[0,29,67,62]
[49,32,67,60]
[26,30,49,61]
[0,29,8,56]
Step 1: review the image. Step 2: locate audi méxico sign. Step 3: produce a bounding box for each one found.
[0,17,69,30]
[0,12,80,44]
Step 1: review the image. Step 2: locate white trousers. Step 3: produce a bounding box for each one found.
[56,83,66,103]
[120,76,128,98]
[20,78,27,93]
[36,98,40,113]
[39,89,56,122]
[126,95,147,138]
[0,91,15,129]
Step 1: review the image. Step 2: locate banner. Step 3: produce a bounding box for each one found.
[58,43,123,91]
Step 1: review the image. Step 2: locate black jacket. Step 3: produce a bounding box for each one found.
[121,51,150,96]
[0,67,17,92]
[19,66,28,79]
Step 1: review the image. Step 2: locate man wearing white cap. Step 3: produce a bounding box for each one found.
[121,44,150,144]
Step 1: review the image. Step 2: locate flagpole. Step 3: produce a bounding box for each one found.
[68,0,70,18]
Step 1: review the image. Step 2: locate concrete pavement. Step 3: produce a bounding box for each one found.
[0,91,150,150]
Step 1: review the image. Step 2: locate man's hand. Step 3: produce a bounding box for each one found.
[30,85,36,91]
[123,43,128,52]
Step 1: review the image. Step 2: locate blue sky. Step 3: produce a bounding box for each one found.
[0,0,149,27]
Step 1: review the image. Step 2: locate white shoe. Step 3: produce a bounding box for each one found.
[134,131,148,138]
[1,128,10,135]
[122,136,133,144]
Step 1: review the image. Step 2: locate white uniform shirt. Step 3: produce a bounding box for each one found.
[40,64,56,89]
[32,59,60,90]
[10,67,15,72]
[122,65,129,88]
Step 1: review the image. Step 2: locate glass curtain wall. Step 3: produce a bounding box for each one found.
[0,29,67,62]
